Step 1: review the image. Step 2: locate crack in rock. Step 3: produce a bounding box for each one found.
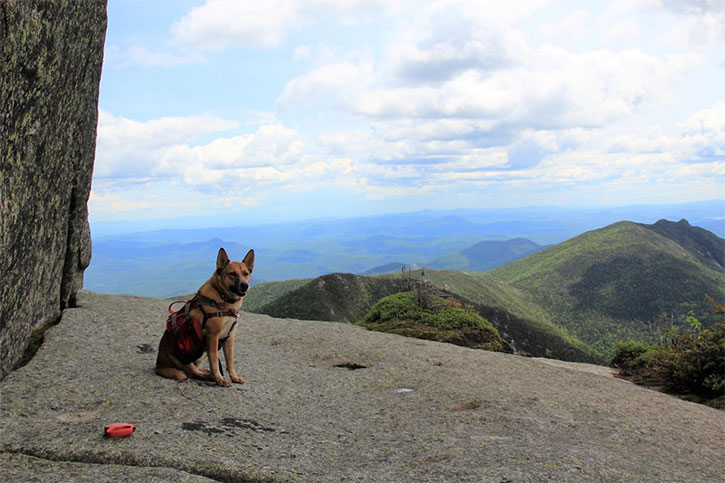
[182,418,279,437]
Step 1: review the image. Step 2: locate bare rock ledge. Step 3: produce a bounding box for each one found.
[1,291,723,482]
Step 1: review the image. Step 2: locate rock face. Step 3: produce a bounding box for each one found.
[0,1,107,378]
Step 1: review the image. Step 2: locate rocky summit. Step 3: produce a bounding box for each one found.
[0,291,723,482]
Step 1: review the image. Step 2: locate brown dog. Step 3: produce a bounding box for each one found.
[155,247,254,387]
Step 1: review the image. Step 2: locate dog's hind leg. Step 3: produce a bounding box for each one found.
[155,365,189,382]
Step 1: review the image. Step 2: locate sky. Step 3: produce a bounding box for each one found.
[91,0,725,225]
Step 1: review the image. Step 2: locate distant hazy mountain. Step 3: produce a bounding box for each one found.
[427,238,545,271]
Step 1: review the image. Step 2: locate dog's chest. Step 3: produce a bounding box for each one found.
[219,315,237,338]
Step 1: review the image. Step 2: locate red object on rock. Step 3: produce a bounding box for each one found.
[104,423,135,438]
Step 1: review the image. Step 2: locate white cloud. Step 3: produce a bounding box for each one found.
[95,110,240,179]
[607,102,725,162]
[89,191,155,214]
[645,0,725,16]
[638,0,725,47]
[110,45,204,68]
[277,61,376,108]
[601,18,641,42]
[536,9,592,40]
[681,101,725,134]
[190,124,304,169]
[95,1,725,217]
[265,0,701,150]
[172,0,408,49]
[293,44,313,61]
[386,2,531,85]
[172,0,299,49]
[352,47,700,130]
[96,112,309,193]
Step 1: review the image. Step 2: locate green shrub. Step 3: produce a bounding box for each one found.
[359,291,510,353]
[361,291,419,324]
[611,340,661,369]
[612,296,725,407]
[420,307,493,331]
[649,320,725,396]
[612,297,725,400]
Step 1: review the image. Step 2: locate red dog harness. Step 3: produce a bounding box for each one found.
[166,295,239,365]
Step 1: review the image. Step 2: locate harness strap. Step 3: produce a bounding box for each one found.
[218,320,238,348]
[167,300,193,335]
[194,294,239,326]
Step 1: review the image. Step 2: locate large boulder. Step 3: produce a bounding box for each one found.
[0,0,107,378]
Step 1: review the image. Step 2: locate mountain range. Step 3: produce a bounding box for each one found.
[86,201,725,298]
[245,218,724,363]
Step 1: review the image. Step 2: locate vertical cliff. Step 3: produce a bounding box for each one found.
[0,0,107,378]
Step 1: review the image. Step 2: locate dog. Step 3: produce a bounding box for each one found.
[155,247,254,387]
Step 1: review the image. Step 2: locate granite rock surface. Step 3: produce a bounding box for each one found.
[1,291,723,481]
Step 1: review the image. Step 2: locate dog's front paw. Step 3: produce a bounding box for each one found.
[230,375,245,384]
[215,377,231,387]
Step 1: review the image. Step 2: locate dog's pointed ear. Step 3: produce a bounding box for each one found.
[243,249,255,272]
[216,247,230,273]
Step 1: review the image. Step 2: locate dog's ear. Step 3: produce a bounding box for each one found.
[242,249,255,272]
[216,247,230,273]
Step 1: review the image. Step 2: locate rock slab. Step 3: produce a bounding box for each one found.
[1,291,723,481]
[0,0,107,377]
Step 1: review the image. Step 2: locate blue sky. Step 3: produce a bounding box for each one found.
[91,0,725,225]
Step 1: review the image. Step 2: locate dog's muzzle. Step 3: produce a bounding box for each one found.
[232,281,249,297]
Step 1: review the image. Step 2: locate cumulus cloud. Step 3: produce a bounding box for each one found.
[172,0,408,49]
[173,0,297,49]
[606,102,725,163]
[95,110,240,179]
[386,2,530,85]
[106,45,204,68]
[95,112,310,193]
[275,1,717,203]
[277,60,376,108]
[354,47,700,130]
[275,0,702,173]
[536,9,593,40]
[637,0,725,47]
[648,0,725,16]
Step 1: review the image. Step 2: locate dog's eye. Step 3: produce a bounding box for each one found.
[242,271,250,277]
[230,272,239,279]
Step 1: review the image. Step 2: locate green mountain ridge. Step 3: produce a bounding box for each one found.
[489,220,725,355]
[253,273,403,323]
[248,271,601,363]
[643,218,724,270]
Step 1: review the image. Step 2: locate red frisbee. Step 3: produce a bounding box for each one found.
[104,423,135,438]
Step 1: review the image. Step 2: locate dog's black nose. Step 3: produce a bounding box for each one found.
[233,281,249,296]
